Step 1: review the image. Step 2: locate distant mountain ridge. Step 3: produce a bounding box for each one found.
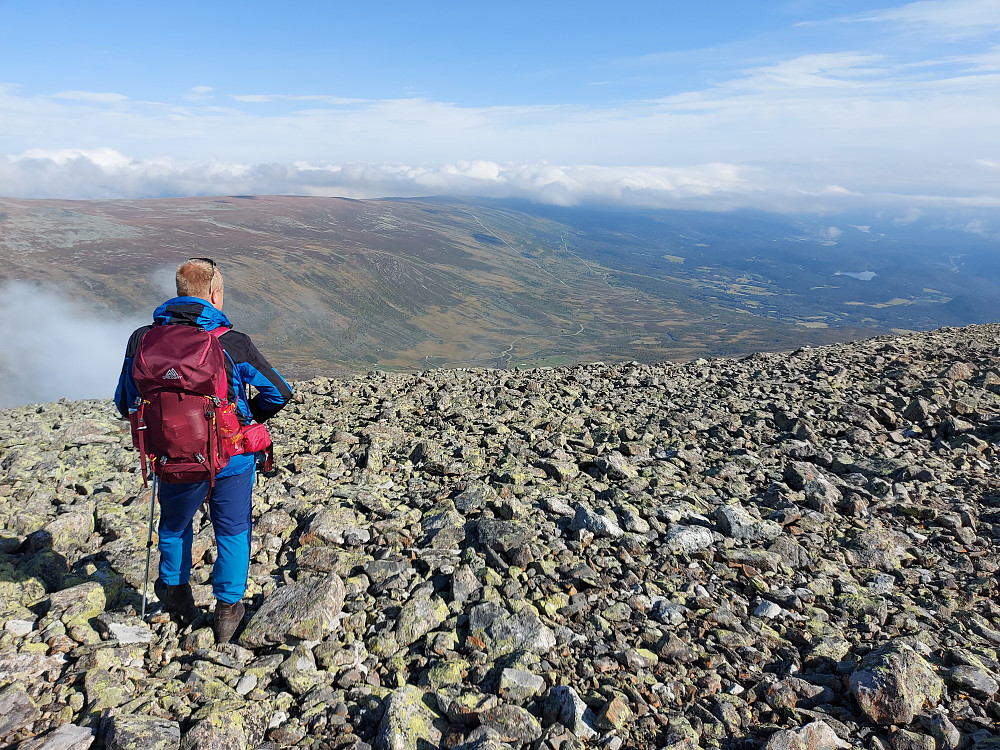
[1,195,995,379]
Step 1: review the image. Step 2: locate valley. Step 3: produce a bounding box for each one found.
[1,196,995,381]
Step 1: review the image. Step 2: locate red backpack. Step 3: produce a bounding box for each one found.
[129,324,245,487]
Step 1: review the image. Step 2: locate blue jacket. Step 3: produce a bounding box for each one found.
[115,297,293,478]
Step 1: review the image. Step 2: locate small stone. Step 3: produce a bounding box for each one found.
[107,623,153,644]
[236,674,258,696]
[181,701,269,749]
[754,601,783,619]
[19,722,95,749]
[714,503,782,542]
[499,668,546,703]
[596,695,633,731]
[468,602,556,658]
[395,596,449,647]
[651,598,689,625]
[919,711,961,750]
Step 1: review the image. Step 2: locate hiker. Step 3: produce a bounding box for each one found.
[115,258,292,642]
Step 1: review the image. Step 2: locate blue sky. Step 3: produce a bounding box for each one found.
[1,0,999,217]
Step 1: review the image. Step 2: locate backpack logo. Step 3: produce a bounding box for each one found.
[163,367,181,380]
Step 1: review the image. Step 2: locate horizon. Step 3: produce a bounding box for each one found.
[1,1,999,228]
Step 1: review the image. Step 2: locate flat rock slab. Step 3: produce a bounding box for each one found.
[240,573,345,647]
[180,701,269,750]
[663,524,715,554]
[764,720,849,750]
[103,714,180,750]
[0,651,67,683]
[0,683,40,738]
[17,722,95,750]
[468,602,556,658]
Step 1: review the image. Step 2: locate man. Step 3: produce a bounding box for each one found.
[115,258,292,642]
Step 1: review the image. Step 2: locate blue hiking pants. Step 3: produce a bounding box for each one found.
[157,467,254,604]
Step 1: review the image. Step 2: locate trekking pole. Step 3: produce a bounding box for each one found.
[141,473,159,620]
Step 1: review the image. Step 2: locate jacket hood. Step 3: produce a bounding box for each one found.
[152,297,233,331]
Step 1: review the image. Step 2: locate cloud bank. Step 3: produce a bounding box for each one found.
[2,148,999,218]
[0,282,145,409]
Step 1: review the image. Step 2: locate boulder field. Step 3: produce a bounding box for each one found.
[1,324,1000,749]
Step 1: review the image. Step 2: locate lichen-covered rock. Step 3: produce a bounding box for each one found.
[240,572,345,647]
[180,701,269,750]
[477,704,542,744]
[395,596,449,647]
[5,324,1000,750]
[498,668,545,704]
[468,602,556,658]
[375,684,442,750]
[103,714,180,750]
[848,527,907,571]
[420,502,466,549]
[49,581,106,628]
[850,640,944,724]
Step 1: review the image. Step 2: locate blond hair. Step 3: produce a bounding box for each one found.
[176,259,222,299]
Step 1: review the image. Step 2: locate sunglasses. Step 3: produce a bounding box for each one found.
[188,257,217,269]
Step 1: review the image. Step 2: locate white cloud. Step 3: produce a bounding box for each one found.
[859,0,1000,36]
[51,90,129,103]
[1,17,999,217]
[0,281,146,408]
[231,93,369,104]
[185,86,215,101]
[3,148,996,219]
[0,149,762,208]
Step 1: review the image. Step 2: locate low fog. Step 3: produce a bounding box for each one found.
[0,281,148,409]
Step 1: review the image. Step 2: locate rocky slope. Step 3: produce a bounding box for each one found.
[2,324,1000,750]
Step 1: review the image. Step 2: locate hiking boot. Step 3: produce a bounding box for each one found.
[213,600,245,644]
[153,579,197,625]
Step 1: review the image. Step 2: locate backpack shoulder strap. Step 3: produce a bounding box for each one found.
[208,326,233,402]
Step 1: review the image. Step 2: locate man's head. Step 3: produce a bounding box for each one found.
[176,258,224,310]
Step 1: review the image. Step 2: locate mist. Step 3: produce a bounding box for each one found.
[0,281,147,409]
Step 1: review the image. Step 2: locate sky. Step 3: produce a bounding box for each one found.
[1,0,1000,216]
